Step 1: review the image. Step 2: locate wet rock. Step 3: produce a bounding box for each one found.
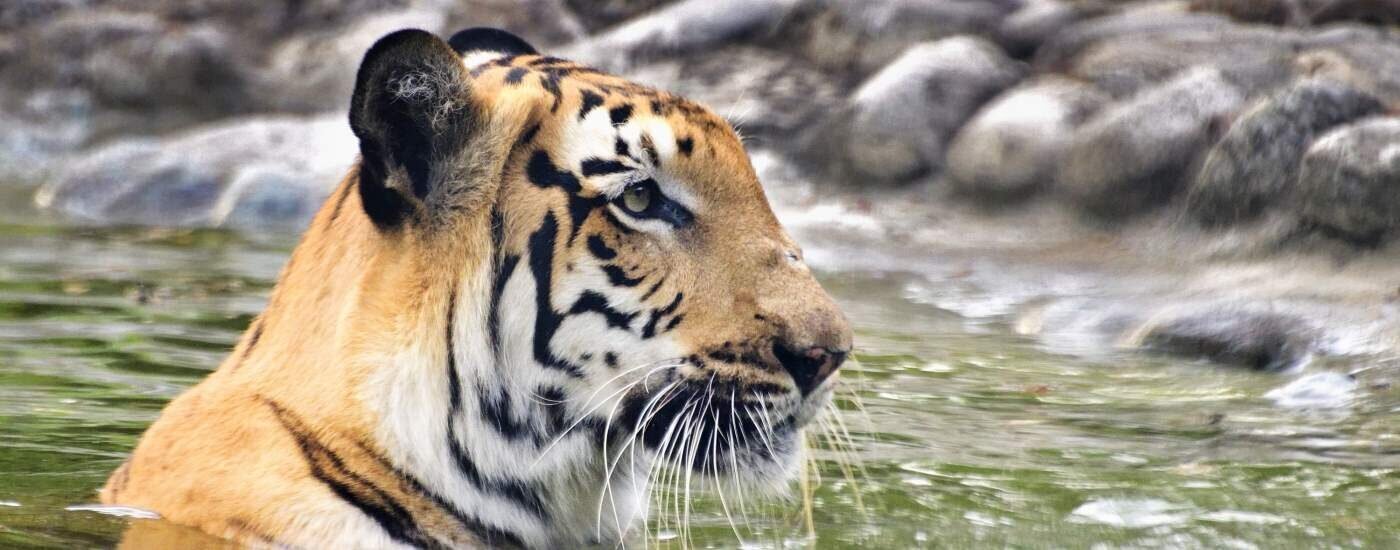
[1191,0,1400,25]
[4,9,248,114]
[1186,79,1384,226]
[624,46,840,143]
[1033,10,1233,71]
[837,36,1024,184]
[562,0,801,70]
[996,0,1108,59]
[259,9,447,113]
[946,77,1109,200]
[1294,117,1400,244]
[1132,307,1319,370]
[779,0,1017,75]
[1264,372,1357,409]
[37,115,355,230]
[564,0,673,32]
[1058,67,1244,218]
[1295,28,1400,104]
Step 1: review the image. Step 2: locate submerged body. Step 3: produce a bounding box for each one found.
[102,28,851,548]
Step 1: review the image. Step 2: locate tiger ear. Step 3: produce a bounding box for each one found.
[349,29,478,228]
[447,27,537,57]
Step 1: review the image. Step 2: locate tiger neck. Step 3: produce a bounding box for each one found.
[343,219,648,547]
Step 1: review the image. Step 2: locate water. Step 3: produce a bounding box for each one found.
[2,185,1399,549]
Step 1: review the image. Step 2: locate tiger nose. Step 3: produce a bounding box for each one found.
[773,342,849,395]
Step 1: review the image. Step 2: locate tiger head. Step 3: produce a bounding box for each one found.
[326,28,850,544]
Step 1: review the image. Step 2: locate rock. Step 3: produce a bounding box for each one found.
[1295,28,1400,104]
[946,77,1109,199]
[258,9,448,113]
[1191,0,1400,25]
[1294,117,1400,244]
[837,36,1024,183]
[623,46,840,143]
[5,9,249,114]
[996,0,1107,59]
[562,0,801,70]
[37,115,356,230]
[778,0,1017,75]
[563,0,674,32]
[1185,79,1384,226]
[1264,372,1357,409]
[1033,10,1233,72]
[1057,67,1244,218]
[1131,306,1319,370]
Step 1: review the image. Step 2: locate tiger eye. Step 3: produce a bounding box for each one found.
[622,184,651,213]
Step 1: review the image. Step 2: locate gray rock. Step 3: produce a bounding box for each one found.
[839,36,1024,183]
[564,0,674,32]
[6,9,248,113]
[259,9,448,113]
[1033,10,1233,71]
[782,0,1016,75]
[1186,79,1384,226]
[623,46,840,142]
[562,0,800,70]
[1295,117,1400,244]
[1295,28,1400,105]
[1134,307,1319,370]
[996,0,1107,59]
[1057,67,1244,218]
[37,115,356,230]
[1264,371,1358,409]
[946,77,1109,199]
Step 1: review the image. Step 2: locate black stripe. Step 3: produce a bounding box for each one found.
[578,90,605,120]
[539,73,562,112]
[261,398,445,549]
[587,235,617,260]
[580,158,630,177]
[568,290,637,330]
[642,292,684,338]
[602,264,645,287]
[608,104,633,125]
[504,67,527,84]
[526,150,606,246]
[526,212,586,378]
[676,136,694,156]
[640,275,666,301]
[488,254,519,357]
[234,319,263,370]
[443,290,552,517]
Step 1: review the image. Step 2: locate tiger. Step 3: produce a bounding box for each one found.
[100,26,852,549]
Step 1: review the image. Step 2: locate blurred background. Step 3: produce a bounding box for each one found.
[3,0,1400,547]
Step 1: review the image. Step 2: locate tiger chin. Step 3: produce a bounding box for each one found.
[100,27,852,549]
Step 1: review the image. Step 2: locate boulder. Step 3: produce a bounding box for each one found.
[946,77,1109,199]
[1131,307,1319,370]
[1057,67,1244,218]
[37,115,355,230]
[1294,117,1400,244]
[1033,10,1233,71]
[838,36,1024,183]
[1186,79,1384,226]
[4,9,249,114]
[996,0,1108,59]
[778,0,1017,75]
[561,0,801,70]
[258,9,448,113]
[623,46,840,143]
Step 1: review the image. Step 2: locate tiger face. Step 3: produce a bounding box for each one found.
[101,27,852,550]
[351,27,851,540]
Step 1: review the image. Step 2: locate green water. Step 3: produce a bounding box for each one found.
[1,210,1398,549]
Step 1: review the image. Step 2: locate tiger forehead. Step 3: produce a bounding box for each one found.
[468,54,731,148]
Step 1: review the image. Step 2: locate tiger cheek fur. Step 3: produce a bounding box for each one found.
[100,27,851,549]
